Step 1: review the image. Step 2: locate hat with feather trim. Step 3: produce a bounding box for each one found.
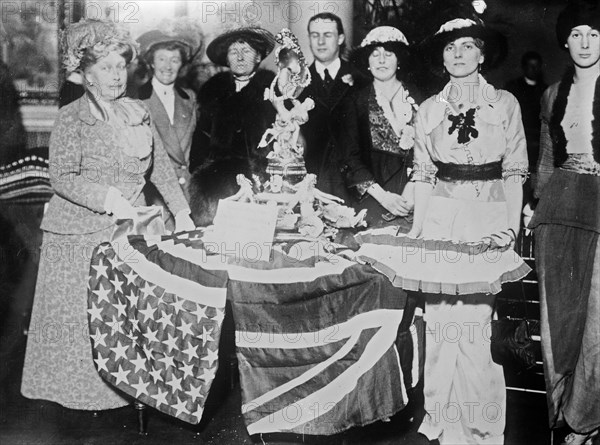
[419,0,507,75]
[556,0,600,48]
[61,19,138,73]
[206,25,275,67]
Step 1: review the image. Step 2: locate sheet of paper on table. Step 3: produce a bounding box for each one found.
[203,199,278,262]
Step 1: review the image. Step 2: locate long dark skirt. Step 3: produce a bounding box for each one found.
[535,223,600,432]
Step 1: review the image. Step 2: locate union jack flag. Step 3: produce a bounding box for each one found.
[226,245,422,435]
[87,231,226,424]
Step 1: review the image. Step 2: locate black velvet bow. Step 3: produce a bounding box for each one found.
[448,108,478,144]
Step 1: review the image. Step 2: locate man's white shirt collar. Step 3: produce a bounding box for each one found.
[315,58,341,81]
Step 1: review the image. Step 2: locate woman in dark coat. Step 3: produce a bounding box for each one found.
[336,26,420,229]
[530,1,600,443]
[189,27,276,172]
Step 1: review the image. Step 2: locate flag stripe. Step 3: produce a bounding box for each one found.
[134,237,230,287]
[229,264,407,317]
[237,338,349,367]
[116,241,227,308]
[226,257,355,284]
[236,309,403,349]
[144,236,231,273]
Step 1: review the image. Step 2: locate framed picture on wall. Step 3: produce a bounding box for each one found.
[0,0,73,104]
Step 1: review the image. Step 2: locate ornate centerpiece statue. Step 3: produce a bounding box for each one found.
[234,29,367,237]
[259,29,314,191]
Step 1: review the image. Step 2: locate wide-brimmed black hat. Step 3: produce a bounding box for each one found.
[418,0,507,75]
[556,0,600,48]
[206,26,275,67]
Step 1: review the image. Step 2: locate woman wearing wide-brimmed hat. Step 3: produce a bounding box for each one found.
[20,19,194,411]
[189,25,276,171]
[530,0,600,443]
[405,1,528,443]
[335,26,420,230]
[137,20,203,201]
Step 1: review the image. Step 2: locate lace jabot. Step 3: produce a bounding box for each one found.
[92,96,153,159]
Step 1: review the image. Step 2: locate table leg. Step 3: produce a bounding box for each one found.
[134,401,147,435]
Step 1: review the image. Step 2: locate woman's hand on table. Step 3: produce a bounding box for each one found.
[368,183,412,217]
[379,192,412,217]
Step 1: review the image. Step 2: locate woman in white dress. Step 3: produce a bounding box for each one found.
[407,5,528,444]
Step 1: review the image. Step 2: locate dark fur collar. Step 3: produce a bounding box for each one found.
[198,69,275,105]
[550,66,600,165]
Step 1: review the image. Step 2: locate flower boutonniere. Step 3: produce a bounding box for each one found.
[399,126,415,151]
[407,94,419,112]
[341,74,354,86]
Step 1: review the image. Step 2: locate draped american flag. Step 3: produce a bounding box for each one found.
[87,231,226,424]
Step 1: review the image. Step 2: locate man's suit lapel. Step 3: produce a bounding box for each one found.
[308,63,330,109]
[307,61,352,111]
[328,61,352,111]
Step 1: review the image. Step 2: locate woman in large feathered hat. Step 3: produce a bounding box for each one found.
[401,1,529,443]
[20,18,194,411]
[530,1,600,444]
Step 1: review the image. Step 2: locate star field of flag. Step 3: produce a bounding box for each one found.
[87,232,227,425]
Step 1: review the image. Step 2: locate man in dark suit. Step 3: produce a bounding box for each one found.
[299,13,367,201]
